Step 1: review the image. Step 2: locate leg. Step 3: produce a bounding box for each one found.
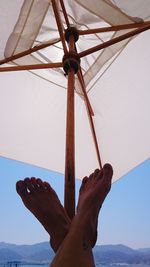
[16,178,71,252]
[50,164,113,267]
[51,215,96,267]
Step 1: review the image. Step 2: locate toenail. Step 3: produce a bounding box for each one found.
[103,163,112,170]
[31,177,36,182]
[16,181,23,188]
[24,177,30,182]
[83,177,88,183]
[37,178,42,182]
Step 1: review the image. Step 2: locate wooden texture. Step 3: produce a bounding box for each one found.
[64,28,76,219]
[51,0,68,54]
[79,24,150,58]
[0,40,60,66]
[77,69,102,169]
[59,0,70,28]
[0,62,63,72]
[77,69,94,116]
[64,68,75,220]
[78,21,150,35]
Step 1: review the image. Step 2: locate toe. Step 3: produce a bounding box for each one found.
[30,177,39,189]
[43,181,51,190]
[93,169,99,175]
[93,169,102,179]
[24,178,35,192]
[89,172,94,180]
[36,178,45,189]
[103,164,113,178]
[80,176,88,192]
[16,180,28,196]
[82,176,88,184]
[103,164,113,189]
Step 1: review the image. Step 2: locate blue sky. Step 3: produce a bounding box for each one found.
[0,156,150,249]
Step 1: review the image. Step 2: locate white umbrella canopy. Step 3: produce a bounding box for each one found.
[0,0,150,184]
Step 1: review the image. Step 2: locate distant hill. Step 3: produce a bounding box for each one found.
[0,242,54,263]
[0,242,150,264]
[0,248,22,261]
[93,244,150,265]
[138,248,150,254]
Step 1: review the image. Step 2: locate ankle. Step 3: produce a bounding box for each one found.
[50,222,70,252]
[75,211,98,248]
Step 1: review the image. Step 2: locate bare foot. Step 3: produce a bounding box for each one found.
[16,178,71,252]
[77,163,113,248]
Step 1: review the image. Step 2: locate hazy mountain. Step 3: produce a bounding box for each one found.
[93,244,150,264]
[0,248,22,261]
[0,242,150,264]
[28,249,54,262]
[0,242,54,263]
[0,242,54,259]
[138,248,150,253]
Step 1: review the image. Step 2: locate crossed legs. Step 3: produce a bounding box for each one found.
[16,164,113,267]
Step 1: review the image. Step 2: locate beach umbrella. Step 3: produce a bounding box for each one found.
[0,0,150,219]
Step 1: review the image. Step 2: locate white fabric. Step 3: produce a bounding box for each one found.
[0,0,150,181]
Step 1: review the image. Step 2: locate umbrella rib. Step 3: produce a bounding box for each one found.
[88,112,103,170]
[77,69,102,169]
[59,0,70,28]
[79,24,150,58]
[78,20,150,35]
[51,0,68,54]
[74,44,94,115]
[77,69,94,116]
[0,62,63,72]
[0,40,60,66]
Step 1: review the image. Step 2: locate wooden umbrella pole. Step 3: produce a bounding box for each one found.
[65,68,75,220]
[79,24,150,58]
[0,62,63,72]
[78,20,150,35]
[64,32,77,220]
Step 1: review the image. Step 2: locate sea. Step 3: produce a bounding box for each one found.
[1,264,149,267]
